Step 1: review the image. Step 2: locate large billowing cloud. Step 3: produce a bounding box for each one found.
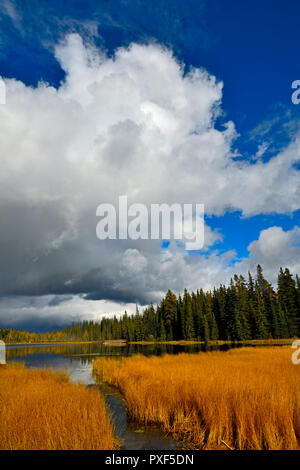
[0,34,300,327]
[237,226,300,281]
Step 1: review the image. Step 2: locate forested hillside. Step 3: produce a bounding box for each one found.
[1,265,300,343]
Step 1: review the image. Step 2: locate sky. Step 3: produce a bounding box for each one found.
[0,0,300,330]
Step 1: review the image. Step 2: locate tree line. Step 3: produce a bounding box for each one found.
[1,265,300,343]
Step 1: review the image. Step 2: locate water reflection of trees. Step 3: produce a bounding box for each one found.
[6,342,238,361]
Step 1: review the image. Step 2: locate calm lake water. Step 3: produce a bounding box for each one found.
[5,341,236,450]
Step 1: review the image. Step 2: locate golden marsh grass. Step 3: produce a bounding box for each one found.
[93,346,300,449]
[0,364,118,450]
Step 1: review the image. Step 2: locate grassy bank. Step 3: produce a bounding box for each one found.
[4,340,103,345]
[128,338,296,346]
[0,363,118,450]
[4,338,295,346]
[93,346,300,450]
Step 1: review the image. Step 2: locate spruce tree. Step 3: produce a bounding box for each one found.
[163,290,177,341]
[182,289,194,340]
[232,275,251,340]
[205,293,219,340]
[251,290,270,339]
[278,268,299,337]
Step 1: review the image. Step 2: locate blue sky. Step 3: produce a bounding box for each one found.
[0,0,300,328]
[1,0,300,130]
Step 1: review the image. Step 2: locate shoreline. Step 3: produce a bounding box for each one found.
[4,340,103,346]
[4,338,296,346]
[128,338,296,346]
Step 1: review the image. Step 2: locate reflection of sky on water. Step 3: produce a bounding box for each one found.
[5,341,235,387]
[6,347,95,384]
[5,341,238,450]
[5,342,182,449]
[6,341,236,386]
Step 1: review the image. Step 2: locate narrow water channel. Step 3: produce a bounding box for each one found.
[5,342,190,449]
[96,382,179,450]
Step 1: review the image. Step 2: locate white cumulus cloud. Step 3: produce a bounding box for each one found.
[0,34,300,325]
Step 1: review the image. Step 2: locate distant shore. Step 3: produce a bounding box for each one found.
[128,338,296,346]
[4,340,103,346]
[4,338,296,346]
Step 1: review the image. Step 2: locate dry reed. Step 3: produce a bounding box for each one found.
[93,346,300,449]
[0,364,118,450]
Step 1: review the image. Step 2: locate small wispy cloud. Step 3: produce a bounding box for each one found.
[0,0,22,32]
[252,141,268,161]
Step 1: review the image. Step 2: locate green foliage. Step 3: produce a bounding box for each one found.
[1,266,299,343]
[278,268,299,337]
[162,290,177,340]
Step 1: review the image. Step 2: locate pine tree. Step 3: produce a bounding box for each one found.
[192,292,200,340]
[27,265,300,344]
[182,289,194,340]
[232,275,251,340]
[205,293,219,340]
[224,279,236,340]
[212,286,227,340]
[251,290,269,339]
[175,295,183,340]
[159,317,166,341]
[278,268,299,337]
[248,271,255,299]
[133,306,144,341]
[196,289,209,341]
[163,290,177,341]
